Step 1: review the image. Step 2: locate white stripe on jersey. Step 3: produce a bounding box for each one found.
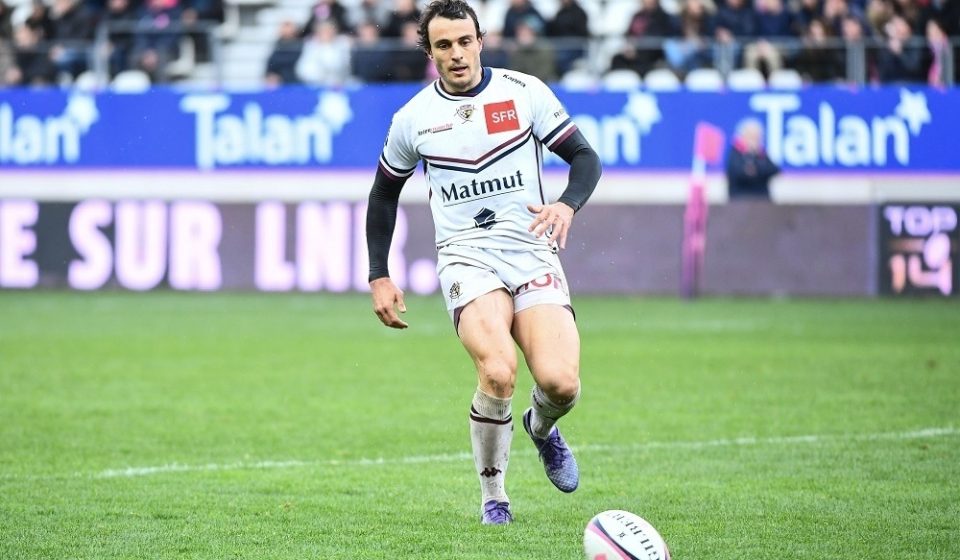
[380,67,577,251]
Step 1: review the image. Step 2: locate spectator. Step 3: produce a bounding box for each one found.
[756,0,793,37]
[714,0,757,70]
[25,0,54,43]
[385,20,426,82]
[102,0,140,77]
[1,0,12,38]
[508,15,556,82]
[0,18,15,86]
[181,0,221,24]
[302,0,351,38]
[791,0,823,36]
[480,30,509,68]
[714,0,757,38]
[295,19,351,86]
[608,43,652,76]
[924,17,950,86]
[664,0,715,74]
[866,0,892,36]
[7,23,57,85]
[839,14,866,80]
[350,19,387,83]
[47,0,97,79]
[936,1,960,82]
[625,0,676,75]
[940,0,960,36]
[502,0,545,39]
[890,0,922,32]
[546,0,590,74]
[789,18,845,82]
[347,0,390,32]
[726,118,780,200]
[876,14,925,82]
[744,0,793,76]
[265,19,302,86]
[131,0,184,82]
[381,0,420,38]
[180,0,222,61]
[822,0,865,36]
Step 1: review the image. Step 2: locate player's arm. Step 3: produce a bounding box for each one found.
[528,129,602,249]
[367,167,410,329]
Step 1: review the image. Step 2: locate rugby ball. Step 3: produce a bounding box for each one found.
[583,510,671,560]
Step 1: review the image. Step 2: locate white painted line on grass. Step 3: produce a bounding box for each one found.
[81,426,958,480]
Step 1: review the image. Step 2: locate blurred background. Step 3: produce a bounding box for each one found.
[0,0,957,298]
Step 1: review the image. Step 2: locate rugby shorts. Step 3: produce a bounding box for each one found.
[436,244,572,325]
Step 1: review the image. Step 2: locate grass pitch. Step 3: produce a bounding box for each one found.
[1,292,958,559]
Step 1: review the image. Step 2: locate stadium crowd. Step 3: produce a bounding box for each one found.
[0,0,957,88]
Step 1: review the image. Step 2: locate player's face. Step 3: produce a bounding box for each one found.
[426,16,483,93]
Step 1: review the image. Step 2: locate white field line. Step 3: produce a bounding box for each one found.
[86,426,958,480]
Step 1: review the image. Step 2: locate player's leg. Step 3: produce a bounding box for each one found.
[458,288,518,524]
[513,303,582,493]
[514,303,581,432]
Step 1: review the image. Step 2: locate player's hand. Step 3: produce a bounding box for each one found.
[527,202,575,249]
[369,277,408,329]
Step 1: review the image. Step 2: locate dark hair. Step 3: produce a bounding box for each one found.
[416,0,484,53]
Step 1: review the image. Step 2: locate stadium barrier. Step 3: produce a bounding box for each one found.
[1,200,956,297]
[0,85,956,296]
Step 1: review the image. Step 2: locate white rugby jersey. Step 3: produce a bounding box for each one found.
[378,67,578,250]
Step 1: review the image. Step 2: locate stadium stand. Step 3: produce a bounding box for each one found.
[725,67,766,91]
[72,70,101,91]
[0,0,958,89]
[643,67,681,91]
[683,67,724,91]
[767,68,803,89]
[602,67,643,90]
[110,68,152,92]
[560,66,598,91]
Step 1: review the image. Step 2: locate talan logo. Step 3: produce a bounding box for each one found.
[456,104,475,122]
[484,100,520,134]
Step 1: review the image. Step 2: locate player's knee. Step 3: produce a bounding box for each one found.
[478,360,517,398]
[539,371,580,404]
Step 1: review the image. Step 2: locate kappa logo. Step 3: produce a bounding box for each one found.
[484,100,520,134]
[449,281,462,300]
[480,467,502,478]
[456,104,475,122]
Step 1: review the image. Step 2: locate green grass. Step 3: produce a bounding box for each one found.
[1,292,958,559]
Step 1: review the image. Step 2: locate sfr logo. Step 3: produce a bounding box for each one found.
[484,100,520,134]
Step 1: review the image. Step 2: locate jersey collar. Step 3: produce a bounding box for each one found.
[434,67,492,100]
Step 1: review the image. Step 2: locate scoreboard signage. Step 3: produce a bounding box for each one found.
[879,204,959,297]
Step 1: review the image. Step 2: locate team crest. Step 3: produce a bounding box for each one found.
[449,281,462,300]
[456,104,475,122]
[473,207,496,230]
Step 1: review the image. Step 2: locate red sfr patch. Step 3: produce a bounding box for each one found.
[484,100,520,134]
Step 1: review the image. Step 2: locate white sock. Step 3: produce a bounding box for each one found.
[529,383,580,438]
[469,388,513,505]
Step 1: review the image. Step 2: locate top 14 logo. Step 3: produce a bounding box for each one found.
[882,205,957,296]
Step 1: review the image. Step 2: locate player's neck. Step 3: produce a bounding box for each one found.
[440,67,487,96]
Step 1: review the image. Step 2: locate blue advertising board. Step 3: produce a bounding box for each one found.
[0,84,956,172]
